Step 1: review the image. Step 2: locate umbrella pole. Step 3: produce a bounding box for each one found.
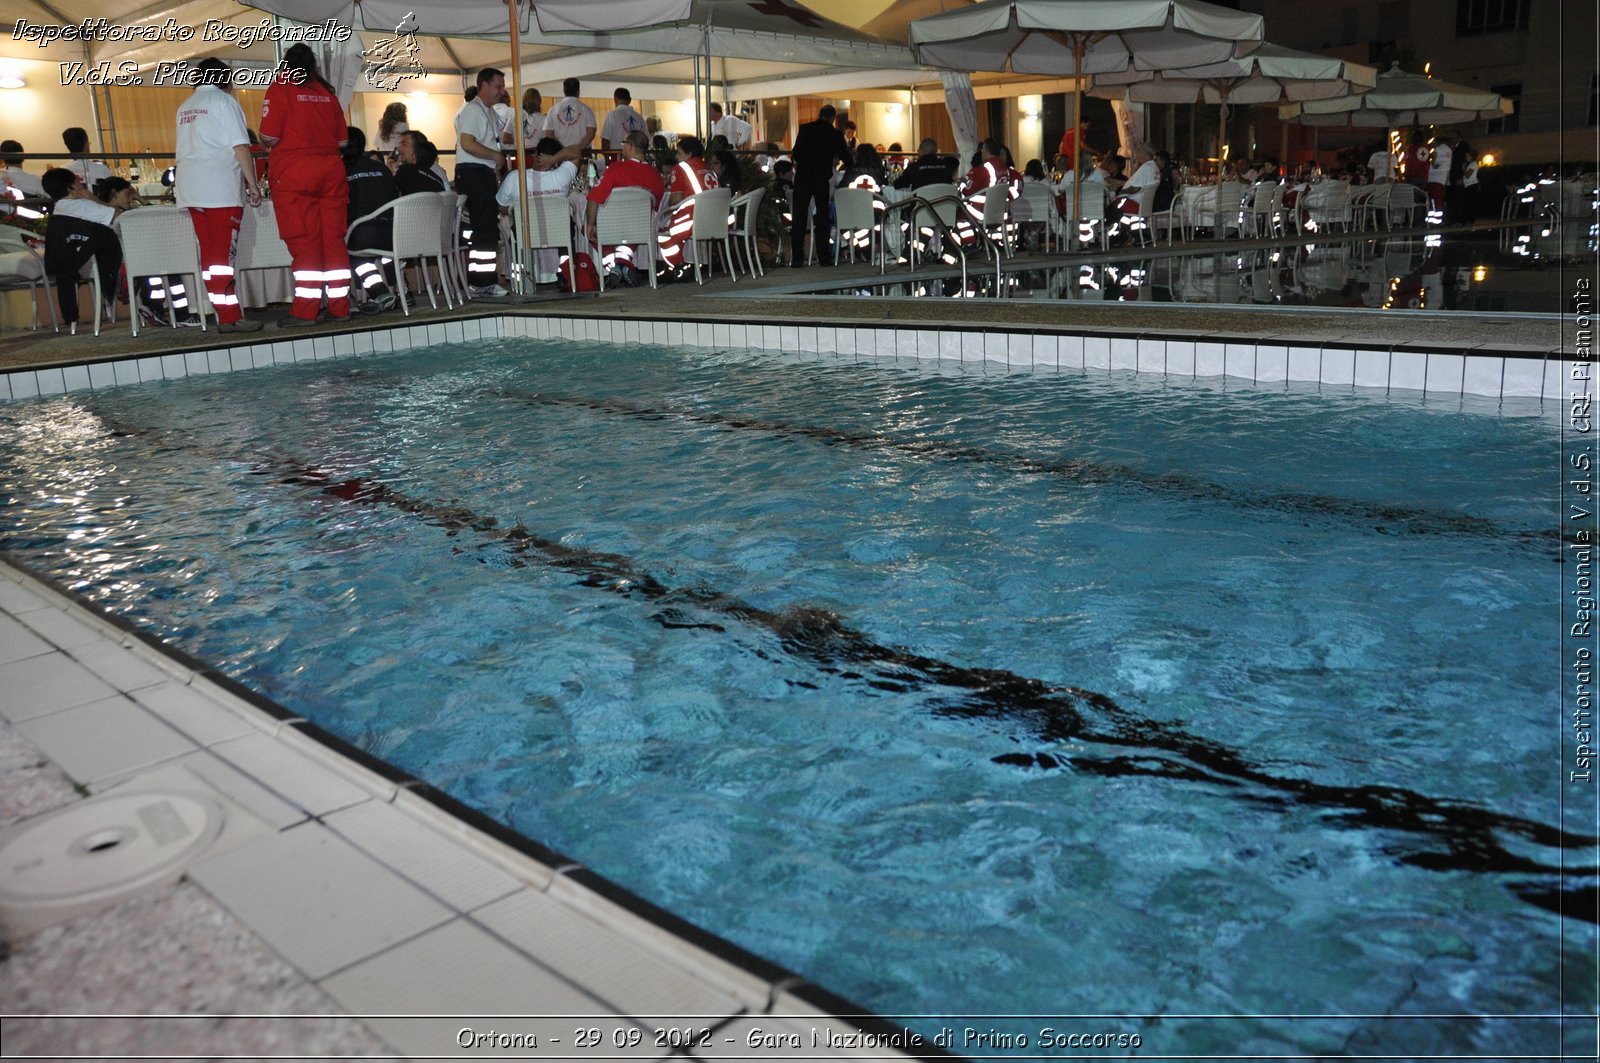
[509,0,531,295]
[1070,36,1084,248]
[1216,104,1226,172]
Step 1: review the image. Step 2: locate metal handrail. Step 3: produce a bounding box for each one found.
[879,191,967,287]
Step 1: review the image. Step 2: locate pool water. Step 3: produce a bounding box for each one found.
[0,340,1590,1056]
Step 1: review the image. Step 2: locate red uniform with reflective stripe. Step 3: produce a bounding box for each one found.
[658,158,717,270]
[261,73,351,319]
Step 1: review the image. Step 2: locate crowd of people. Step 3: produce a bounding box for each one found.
[0,69,1504,328]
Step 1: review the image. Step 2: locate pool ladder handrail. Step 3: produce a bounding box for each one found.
[880,191,969,289]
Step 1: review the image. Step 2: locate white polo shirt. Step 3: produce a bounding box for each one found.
[600,104,646,147]
[710,113,752,148]
[67,159,114,187]
[1427,141,1453,185]
[53,196,117,227]
[174,84,251,209]
[454,97,504,170]
[543,96,597,149]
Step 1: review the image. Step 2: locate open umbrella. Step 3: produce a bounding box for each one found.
[908,0,1264,231]
[1093,43,1378,164]
[1281,61,1512,127]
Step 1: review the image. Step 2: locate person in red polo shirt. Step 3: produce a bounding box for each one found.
[584,129,665,280]
[260,43,351,326]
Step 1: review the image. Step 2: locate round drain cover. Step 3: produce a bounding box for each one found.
[0,790,225,922]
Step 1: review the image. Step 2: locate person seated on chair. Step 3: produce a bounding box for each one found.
[709,149,742,196]
[91,176,190,327]
[41,167,122,329]
[893,138,955,192]
[953,138,1022,253]
[838,143,887,256]
[495,136,583,286]
[1107,143,1159,240]
[585,129,665,282]
[394,132,449,195]
[657,135,718,277]
[342,126,400,313]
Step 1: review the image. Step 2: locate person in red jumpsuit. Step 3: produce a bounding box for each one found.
[953,138,1023,256]
[658,135,718,275]
[260,43,351,326]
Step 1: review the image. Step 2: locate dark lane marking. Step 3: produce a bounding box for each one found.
[80,411,1596,919]
[505,390,1562,550]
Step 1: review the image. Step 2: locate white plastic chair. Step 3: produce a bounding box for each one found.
[345,191,450,316]
[116,205,206,336]
[593,186,658,292]
[728,187,766,277]
[686,187,736,285]
[1014,182,1059,252]
[511,192,576,292]
[1239,183,1285,239]
[0,226,57,331]
[975,185,1015,257]
[1152,187,1189,244]
[905,181,960,267]
[440,192,467,305]
[1297,182,1350,234]
[832,187,878,264]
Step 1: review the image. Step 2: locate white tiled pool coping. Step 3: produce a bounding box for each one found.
[0,557,936,1060]
[0,311,1580,407]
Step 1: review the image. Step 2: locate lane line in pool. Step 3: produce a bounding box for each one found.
[506,390,1563,552]
[80,409,1599,922]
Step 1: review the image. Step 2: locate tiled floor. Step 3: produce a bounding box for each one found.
[0,558,924,1059]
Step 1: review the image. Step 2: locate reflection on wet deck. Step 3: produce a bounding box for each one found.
[803,224,1589,315]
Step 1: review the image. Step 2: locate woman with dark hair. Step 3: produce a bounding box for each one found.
[260,41,351,324]
[375,102,408,156]
[837,142,887,256]
[394,131,449,195]
[1152,150,1178,214]
[710,148,742,194]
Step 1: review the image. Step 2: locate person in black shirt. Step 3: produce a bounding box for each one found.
[893,137,956,191]
[394,131,449,196]
[343,127,399,312]
[789,104,848,266]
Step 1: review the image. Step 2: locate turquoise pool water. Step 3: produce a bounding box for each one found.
[0,340,1590,1056]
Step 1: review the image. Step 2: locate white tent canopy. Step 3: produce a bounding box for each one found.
[1094,43,1377,106]
[1281,62,1512,128]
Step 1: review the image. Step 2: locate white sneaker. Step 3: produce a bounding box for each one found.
[469,283,509,298]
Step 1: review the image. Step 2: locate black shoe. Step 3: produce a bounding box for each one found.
[790,260,805,268]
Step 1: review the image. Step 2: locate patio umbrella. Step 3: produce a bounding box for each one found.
[1280,62,1512,127]
[1093,43,1379,164]
[908,0,1265,232]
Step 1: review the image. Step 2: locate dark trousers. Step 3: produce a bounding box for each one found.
[790,173,832,264]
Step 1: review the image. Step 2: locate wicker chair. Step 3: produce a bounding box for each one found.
[115,205,206,336]
[592,186,658,291]
[345,191,451,316]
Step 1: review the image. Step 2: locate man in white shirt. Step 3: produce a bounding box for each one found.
[456,66,509,297]
[496,136,583,285]
[708,102,752,149]
[175,58,264,332]
[62,127,113,187]
[543,77,597,150]
[0,140,46,220]
[600,88,647,151]
[1367,145,1395,182]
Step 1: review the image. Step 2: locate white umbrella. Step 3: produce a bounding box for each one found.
[909,0,1264,232]
[1281,62,1512,128]
[1094,43,1378,163]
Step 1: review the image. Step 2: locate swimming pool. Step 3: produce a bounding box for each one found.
[0,337,1589,1056]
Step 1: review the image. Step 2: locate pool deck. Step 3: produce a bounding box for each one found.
[0,558,938,1060]
[0,220,1588,1058]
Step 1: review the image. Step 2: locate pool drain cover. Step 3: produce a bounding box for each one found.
[0,789,225,934]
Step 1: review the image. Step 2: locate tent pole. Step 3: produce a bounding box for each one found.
[1070,35,1083,245]
[510,0,531,295]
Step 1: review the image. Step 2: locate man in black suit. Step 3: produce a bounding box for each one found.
[790,104,848,266]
